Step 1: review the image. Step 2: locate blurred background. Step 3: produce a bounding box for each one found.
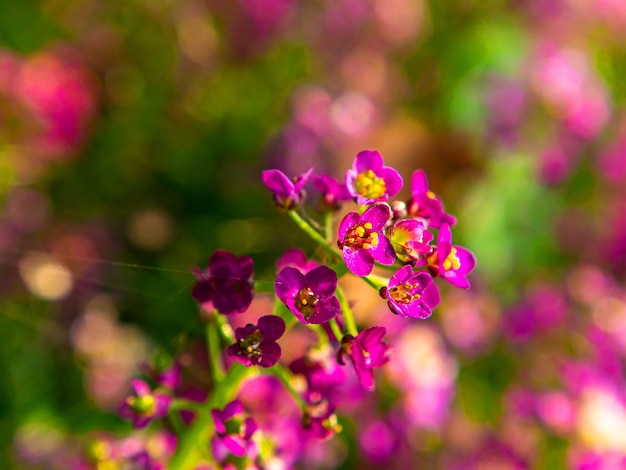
[2,0,626,468]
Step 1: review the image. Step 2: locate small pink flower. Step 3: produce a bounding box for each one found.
[345,150,403,205]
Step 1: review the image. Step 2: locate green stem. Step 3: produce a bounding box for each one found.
[263,363,306,410]
[324,211,333,243]
[168,407,186,435]
[335,286,358,336]
[169,399,203,412]
[308,323,330,344]
[287,210,339,260]
[364,273,389,290]
[206,317,225,383]
[215,313,236,344]
[329,318,344,342]
[168,363,256,470]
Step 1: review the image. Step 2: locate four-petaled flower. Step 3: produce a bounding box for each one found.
[262,168,313,210]
[407,170,456,228]
[313,173,352,210]
[388,218,434,263]
[337,326,390,391]
[211,400,258,460]
[191,250,254,315]
[338,203,396,276]
[119,379,171,429]
[275,265,340,324]
[380,265,441,319]
[425,223,476,289]
[345,150,403,205]
[227,315,286,368]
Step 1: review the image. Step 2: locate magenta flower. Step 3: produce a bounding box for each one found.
[387,218,434,263]
[345,150,403,205]
[313,173,352,210]
[262,167,313,210]
[191,250,254,315]
[275,248,319,274]
[227,315,285,368]
[380,266,440,319]
[275,265,340,324]
[289,346,347,400]
[337,326,390,391]
[425,224,475,289]
[118,379,171,429]
[337,203,396,276]
[407,170,456,228]
[211,400,258,460]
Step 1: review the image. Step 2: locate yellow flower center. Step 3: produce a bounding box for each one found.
[354,170,386,199]
[239,329,263,358]
[296,287,320,319]
[388,283,421,304]
[341,222,379,251]
[127,394,156,416]
[442,247,461,272]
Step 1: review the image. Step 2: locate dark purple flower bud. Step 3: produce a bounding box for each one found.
[425,224,476,289]
[227,315,285,368]
[313,173,352,210]
[337,203,396,276]
[407,170,456,228]
[191,250,254,315]
[337,326,390,391]
[118,379,171,429]
[275,265,340,324]
[275,248,319,274]
[262,168,313,210]
[387,218,434,263]
[211,400,258,459]
[379,266,440,319]
[345,150,403,205]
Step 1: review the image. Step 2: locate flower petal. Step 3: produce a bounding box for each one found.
[258,315,286,341]
[262,169,294,196]
[370,236,396,266]
[338,211,361,241]
[354,149,383,173]
[305,265,338,298]
[361,204,391,231]
[310,296,340,324]
[379,167,403,198]
[275,267,304,303]
[411,169,429,195]
[343,248,374,277]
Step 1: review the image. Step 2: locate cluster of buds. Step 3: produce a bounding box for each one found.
[106,149,475,469]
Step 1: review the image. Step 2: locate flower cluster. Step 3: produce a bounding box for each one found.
[101,150,474,469]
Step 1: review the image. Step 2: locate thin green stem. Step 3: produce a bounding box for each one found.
[168,363,256,470]
[263,363,306,410]
[206,317,225,383]
[308,323,330,344]
[324,211,333,243]
[363,273,389,291]
[215,313,236,344]
[287,210,339,260]
[168,407,186,435]
[329,318,344,342]
[335,286,358,336]
[169,399,203,412]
